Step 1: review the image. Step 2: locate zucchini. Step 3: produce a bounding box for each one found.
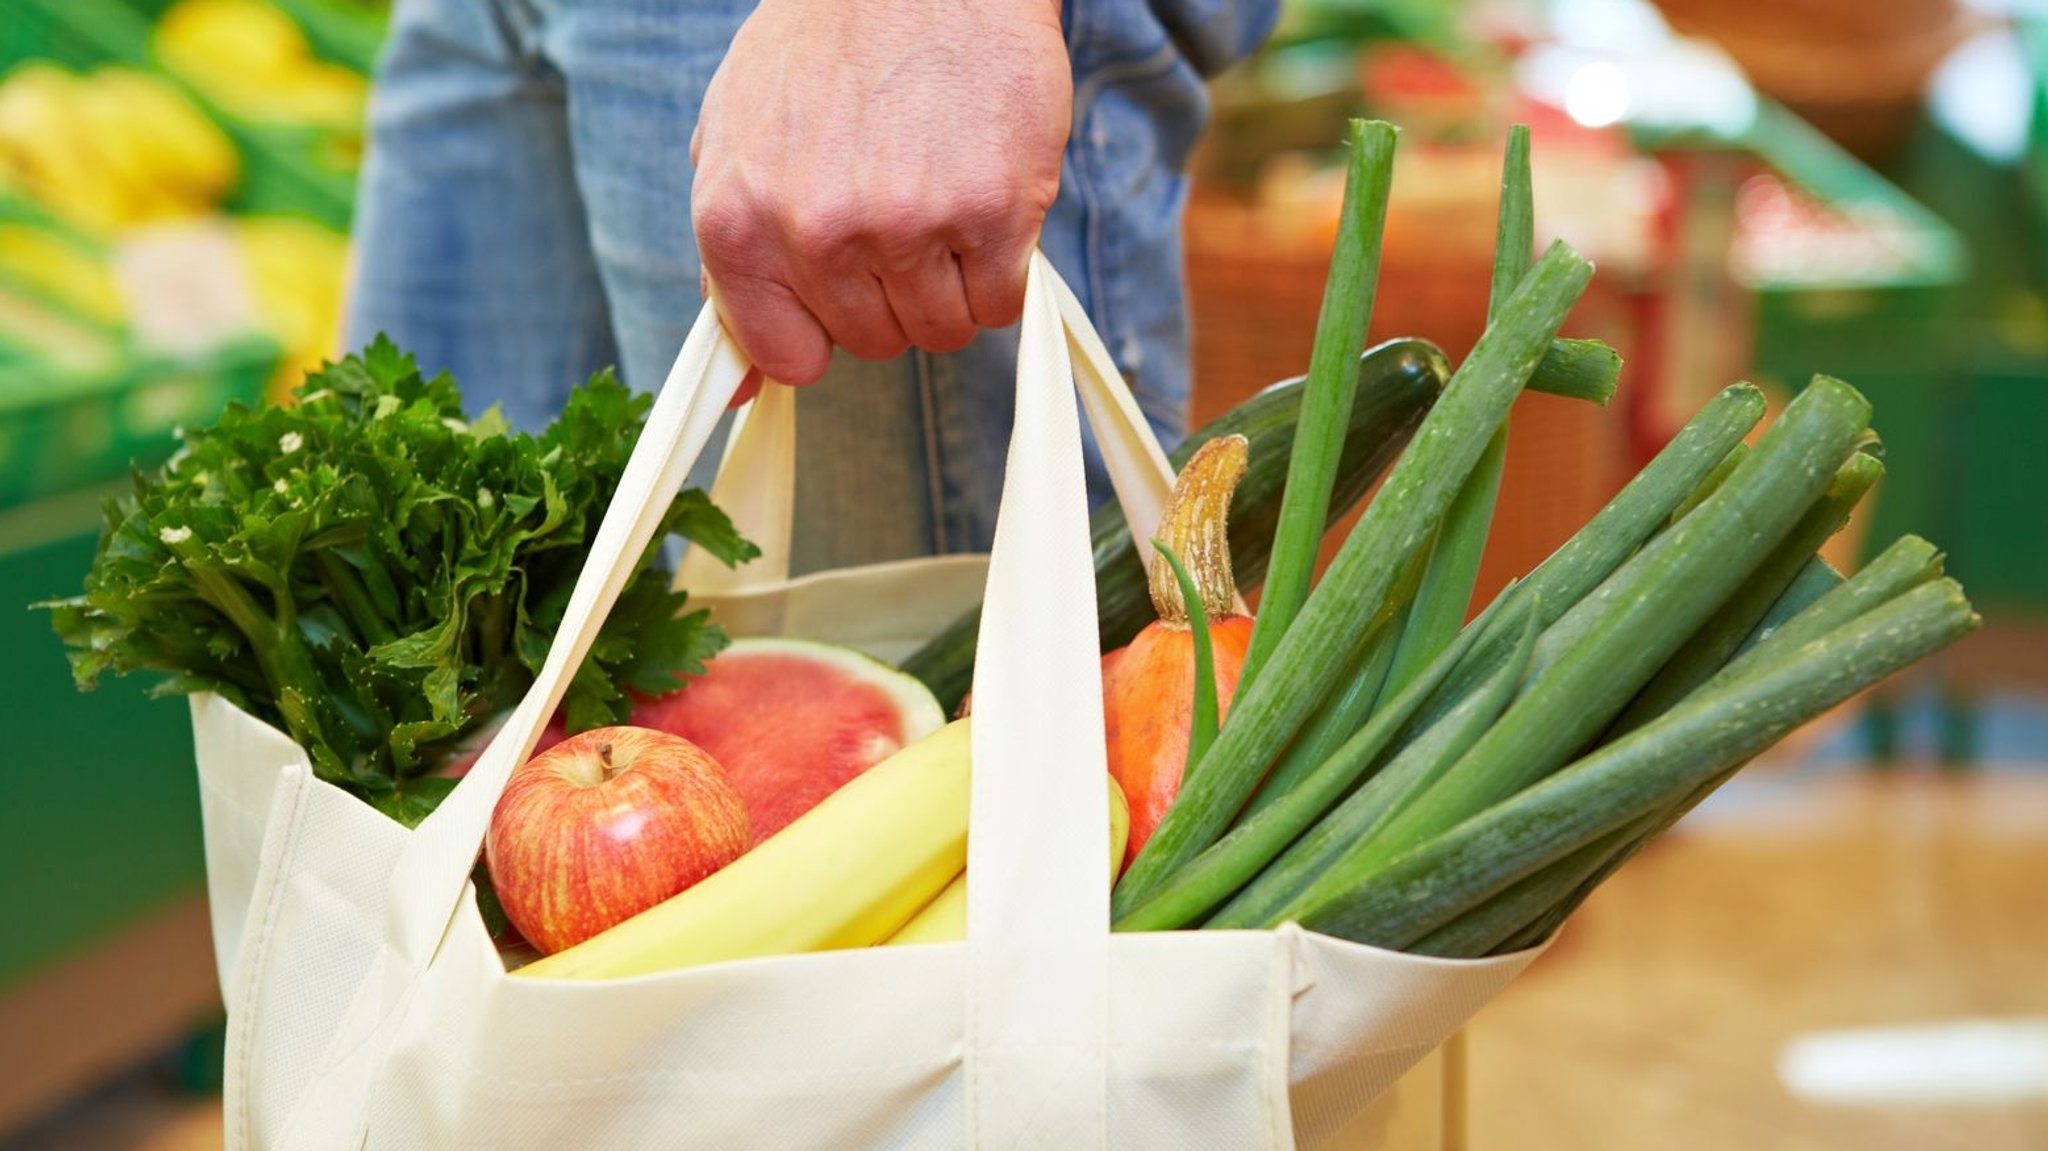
[898,329,1625,715]
[899,337,1452,713]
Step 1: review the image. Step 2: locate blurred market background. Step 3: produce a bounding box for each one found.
[2,0,2044,1147]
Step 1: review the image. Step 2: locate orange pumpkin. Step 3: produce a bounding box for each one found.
[1102,435,1253,869]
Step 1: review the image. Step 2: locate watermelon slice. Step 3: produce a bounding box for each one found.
[628,638,945,845]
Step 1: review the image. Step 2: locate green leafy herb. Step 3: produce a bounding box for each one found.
[43,337,757,811]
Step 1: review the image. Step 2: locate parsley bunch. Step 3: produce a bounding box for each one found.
[46,338,756,821]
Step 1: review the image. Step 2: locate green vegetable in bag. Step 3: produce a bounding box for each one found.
[43,337,758,819]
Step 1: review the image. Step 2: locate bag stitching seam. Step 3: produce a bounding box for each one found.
[226,764,310,1150]
[458,1035,1268,1092]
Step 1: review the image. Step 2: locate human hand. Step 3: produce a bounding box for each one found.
[692,0,1070,390]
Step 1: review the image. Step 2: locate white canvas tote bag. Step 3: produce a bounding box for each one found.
[189,253,1543,1150]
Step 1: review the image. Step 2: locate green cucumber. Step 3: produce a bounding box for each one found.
[898,338,1452,713]
[898,330,1625,715]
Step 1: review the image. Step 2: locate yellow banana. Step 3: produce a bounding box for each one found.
[263,63,367,130]
[154,0,365,130]
[882,774,1130,946]
[885,873,966,947]
[90,67,239,205]
[518,720,973,980]
[0,65,127,233]
[155,0,308,88]
[0,64,236,229]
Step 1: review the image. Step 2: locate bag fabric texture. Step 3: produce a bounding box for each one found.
[193,255,1541,1150]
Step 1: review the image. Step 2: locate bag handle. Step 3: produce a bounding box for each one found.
[674,280,1179,598]
[960,252,1146,1146]
[380,299,752,964]
[676,380,798,593]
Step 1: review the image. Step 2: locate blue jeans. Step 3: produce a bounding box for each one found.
[346,0,1276,573]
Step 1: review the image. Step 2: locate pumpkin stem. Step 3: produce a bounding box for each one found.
[1148,435,1248,628]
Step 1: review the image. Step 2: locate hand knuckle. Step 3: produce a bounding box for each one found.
[692,191,757,262]
[784,198,858,264]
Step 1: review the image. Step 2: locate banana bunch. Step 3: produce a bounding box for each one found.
[0,64,239,235]
[155,0,368,135]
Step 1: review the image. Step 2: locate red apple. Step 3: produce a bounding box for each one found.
[485,726,748,955]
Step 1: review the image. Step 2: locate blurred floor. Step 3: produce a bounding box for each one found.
[1467,763,2048,1150]
[7,706,2047,1150]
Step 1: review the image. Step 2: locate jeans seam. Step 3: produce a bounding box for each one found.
[1069,41,1182,383]
[913,349,950,555]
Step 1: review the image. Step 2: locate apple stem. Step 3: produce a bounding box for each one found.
[598,741,615,781]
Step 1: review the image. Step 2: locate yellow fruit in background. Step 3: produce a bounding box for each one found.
[155,0,307,86]
[234,215,349,396]
[155,0,366,131]
[0,63,238,233]
[89,67,239,205]
[265,62,368,130]
[0,65,124,233]
[0,225,125,327]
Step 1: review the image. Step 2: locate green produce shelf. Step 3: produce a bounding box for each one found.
[0,335,279,507]
[0,489,209,991]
